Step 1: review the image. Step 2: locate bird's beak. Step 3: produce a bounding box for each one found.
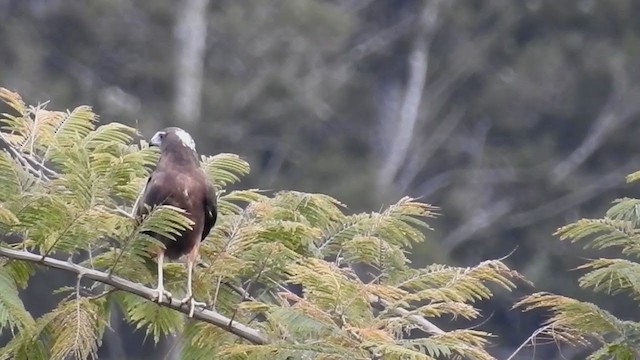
[149,132,163,147]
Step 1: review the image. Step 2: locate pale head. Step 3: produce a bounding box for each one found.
[150,127,196,151]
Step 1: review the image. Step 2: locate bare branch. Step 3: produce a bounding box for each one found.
[506,324,552,360]
[0,246,269,345]
[442,199,514,251]
[377,0,443,193]
[551,60,640,183]
[505,169,629,230]
[369,295,445,335]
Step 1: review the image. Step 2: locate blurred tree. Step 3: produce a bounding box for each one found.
[174,0,210,125]
[3,0,640,357]
[516,167,640,359]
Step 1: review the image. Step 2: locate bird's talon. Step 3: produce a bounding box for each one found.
[181,296,206,317]
[153,289,172,303]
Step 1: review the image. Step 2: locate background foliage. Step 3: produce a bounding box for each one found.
[2,1,640,358]
[517,171,640,359]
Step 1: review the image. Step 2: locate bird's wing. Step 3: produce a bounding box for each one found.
[133,172,170,218]
[201,181,217,241]
[132,176,152,218]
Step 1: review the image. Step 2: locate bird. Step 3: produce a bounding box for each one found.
[134,127,217,317]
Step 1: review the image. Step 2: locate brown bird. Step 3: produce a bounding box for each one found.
[135,127,217,317]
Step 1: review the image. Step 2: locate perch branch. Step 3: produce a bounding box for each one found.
[0,246,268,345]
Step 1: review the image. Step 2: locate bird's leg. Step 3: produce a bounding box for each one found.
[181,250,206,317]
[153,252,172,303]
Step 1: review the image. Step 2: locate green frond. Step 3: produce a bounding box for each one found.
[267,305,340,340]
[516,292,621,346]
[3,296,108,360]
[393,260,521,304]
[15,195,72,249]
[138,204,195,241]
[376,329,494,360]
[200,153,251,190]
[45,298,106,360]
[341,234,408,270]
[41,105,96,156]
[577,258,640,299]
[220,342,365,360]
[115,292,184,343]
[3,260,35,289]
[0,87,26,114]
[47,207,116,255]
[626,170,640,183]
[269,191,346,228]
[217,189,269,216]
[259,220,322,255]
[48,146,96,208]
[0,267,34,333]
[411,301,480,320]
[0,204,19,226]
[236,242,301,286]
[287,259,372,322]
[589,338,640,360]
[90,146,158,202]
[92,211,165,280]
[318,213,369,254]
[422,329,494,359]
[318,197,436,273]
[202,213,261,259]
[0,332,48,360]
[82,122,138,148]
[607,198,640,226]
[555,218,640,255]
[373,197,436,248]
[181,321,240,360]
[0,151,37,201]
[370,343,433,360]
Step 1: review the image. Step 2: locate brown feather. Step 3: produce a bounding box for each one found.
[137,128,217,259]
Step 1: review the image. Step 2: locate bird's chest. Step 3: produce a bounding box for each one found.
[166,180,196,207]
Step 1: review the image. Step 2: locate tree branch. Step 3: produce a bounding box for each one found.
[369,295,445,335]
[0,246,269,345]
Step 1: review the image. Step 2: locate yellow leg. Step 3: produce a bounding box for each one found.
[181,246,206,317]
[154,252,172,303]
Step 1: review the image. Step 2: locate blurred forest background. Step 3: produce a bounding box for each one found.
[2,0,640,358]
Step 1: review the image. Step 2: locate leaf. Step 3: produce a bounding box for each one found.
[82,122,138,148]
[43,105,96,156]
[0,87,26,114]
[138,204,195,241]
[46,298,107,360]
[116,292,184,343]
[200,153,251,190]
[0,266,34,333]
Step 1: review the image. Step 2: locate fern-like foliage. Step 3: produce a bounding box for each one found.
[0,88,523,359]
[516,173,640,359]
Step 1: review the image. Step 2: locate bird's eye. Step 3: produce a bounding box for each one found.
[159,133,166,139]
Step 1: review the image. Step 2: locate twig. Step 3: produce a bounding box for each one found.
[0,132,59,179]
[506,324,552,360]
[230,249,273,325]
[0,246,268,345]
[74,272,84,353]
[275,275,445,336]
[369,295,444,335]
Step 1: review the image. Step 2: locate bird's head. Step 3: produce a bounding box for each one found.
[149,127,197,153]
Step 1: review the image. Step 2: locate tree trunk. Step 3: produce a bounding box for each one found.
[174,0,210,125]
